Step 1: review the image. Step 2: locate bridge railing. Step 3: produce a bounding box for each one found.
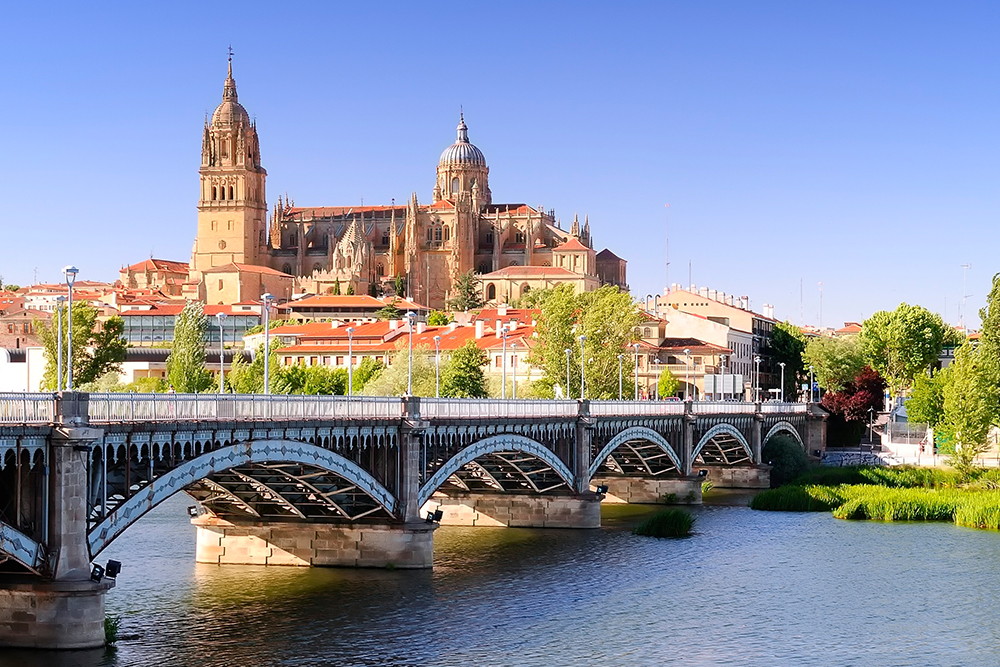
[86,393,404,422]
[419,399,578,419]
[760,402,808,414]
[0,393,55,424]
[588,400,686,416]
[691,401,758,414]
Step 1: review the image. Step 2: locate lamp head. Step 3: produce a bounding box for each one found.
[684,348,691,355]
[578,334,586,342]
[779,361,785,368]
[62,265,79,285]
[261,292,274,303]
[564,348,571,355]
[216,312,228,322]
[55,295,65,303]
[433,335,441,343]
[405,311,416,321]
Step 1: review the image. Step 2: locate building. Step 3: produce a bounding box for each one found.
[277,295,429,323]
[118,303,262,347]
[119,259,190,297]
[184,57,627,309]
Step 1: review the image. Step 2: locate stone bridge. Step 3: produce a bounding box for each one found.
[0,391,826,648]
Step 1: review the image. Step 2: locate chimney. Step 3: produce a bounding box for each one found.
[708,289,717,301]
[389,319,399,330]
[763,304,774,319]
[508,320,517,332]
[740,296,749,310]
[330,320,341,329]
[699,287,709,298]
[726,295,734,306]
[447,322,458,333]
[416,322,426,334]
[475,320,485,339]
[495,320,502,338]
[498,305,508,317]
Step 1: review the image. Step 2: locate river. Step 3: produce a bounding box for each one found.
[8,493,1000,667]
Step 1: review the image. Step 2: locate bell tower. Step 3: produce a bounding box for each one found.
[190,53,268,287]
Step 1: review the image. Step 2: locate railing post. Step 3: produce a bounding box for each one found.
[682,400,695,476]
[573,400,592,493]
[752,402,764,464]
[399,396,426,523]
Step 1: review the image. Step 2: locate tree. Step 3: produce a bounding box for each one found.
[938,344,997,479]
[332,280,341,295]
[427,310,451,326]
[227,342,280,393]
[527,284,641,399]
[273,364,347,395]
[166,302,213,393]
[859,303,948,397]
[802,335,865,391]
[820,366,886,446]
[440,341,489,397]
[446,270,484,312]
[362,345,435,396]
[374,299,402,321]
[770,322,807,400]
[346,283,355,295]
[975,272,1000,410]
[657,367,679,399]
[38,302,127,390]
[353,356,384,392]
[394,275,406,298]
[906,369,949,428]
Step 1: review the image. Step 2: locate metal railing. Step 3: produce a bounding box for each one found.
[419,399,579,420]
[589,400,686,416]
[692,401,758,414]
[0,393,55,424]
[86,393,403,423]
[760,402,808,414]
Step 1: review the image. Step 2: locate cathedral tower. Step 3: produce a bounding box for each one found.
[190,56,268,284]
[433,113,490,207]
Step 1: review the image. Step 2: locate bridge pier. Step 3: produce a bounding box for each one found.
[193,515,436,569]
[591,476,702,504]
[421,492,602,528]
[699,466,770,489]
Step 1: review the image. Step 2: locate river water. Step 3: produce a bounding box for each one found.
[9,493,1000,667]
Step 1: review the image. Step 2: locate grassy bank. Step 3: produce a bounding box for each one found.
[751,466,1000,532]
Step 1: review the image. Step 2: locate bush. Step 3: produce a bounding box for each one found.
[762,434,810,488]
[105,614,121,645]
[633,509,695,538]
[750,485,845,512]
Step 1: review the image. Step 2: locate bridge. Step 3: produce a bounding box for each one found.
[0,391,826,648]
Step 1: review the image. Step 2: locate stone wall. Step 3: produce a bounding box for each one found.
[591,476,702,504]
[0,577,112,649]
[422,492,601,528]
[702,466,770,489]
[193,515,435,569]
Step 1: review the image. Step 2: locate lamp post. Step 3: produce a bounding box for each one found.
[62,266,78,390]
[653,358,661,399]
[216,312,228,393]
[578,334,586,400]
[405,311,415,395]
[683,348,691,401]
[778,361,786,403]
[809,365,815,403]
[564,348,571,399]
[261,293,274,394]
[55,296,65,391]
[433,335,442,398]
[346,327,355,397]
[868,406,874,447]
[753,355,762,402]
[617,354,624,400]
[719,354,727,401]
[511,342,518,399]
[501,326,509,399]
[633,342,640,400]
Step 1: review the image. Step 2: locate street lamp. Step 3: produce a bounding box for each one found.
[511,341,518,399]
[653,358,661,399]
[683,348,691,402]
[809,365,815,403]
[564,348,571,399]
[617,354,624,400]
[719,354,727,401]
[261,293,275,394]
[753,355,762,403]
[778,361,786,403]
[346,327,355,397]
[433,335,442,398]
[405,311,416,395]
[501,326,509,399]
[578,334,586,400]
[62,266,78,390]
[633,342,640,400]
[55,296,65,391]
[216,312,228,393]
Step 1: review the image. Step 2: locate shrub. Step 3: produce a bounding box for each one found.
[105,614,121,645]
[762,434,810,487]
[633,509,695,538]
[750,485,845,512]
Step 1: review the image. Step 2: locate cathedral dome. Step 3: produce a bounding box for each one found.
[439,114,486,167]
[210,60,251,128]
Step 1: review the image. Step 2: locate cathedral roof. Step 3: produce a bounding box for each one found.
[438,113,487,168]
[553,237,591,252]
[211,58,251,128]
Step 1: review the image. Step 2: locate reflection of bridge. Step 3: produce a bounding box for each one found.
[0,392,826,648]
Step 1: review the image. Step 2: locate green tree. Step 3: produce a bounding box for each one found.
[938,344,997,479]
[657,367,680,399]
[976,272,1000,408]
[346,283,355,295]
[906,369,949,428]
[362,345,435,396]
[394,274,406,298]
[859,303,948,397]
[352,356,384,391]
[166,302,214,393]
[38,302,127,390]
[802,335,865,392]
[374,299,402,321]
[440,340,489,397]
[273,364,347,395]
[427,310,451,326]
[3,284,19,293]
[770,321,807,399]
[227,342,281,393]
[332,280,341,295]
[527,284,641,399]
[446,270,484,311]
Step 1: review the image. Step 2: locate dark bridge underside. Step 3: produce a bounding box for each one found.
[437,451,571,495]
[599,440,678,476]
[696,435,753,466]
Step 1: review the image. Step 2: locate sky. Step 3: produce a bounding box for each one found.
[0,1,997,328]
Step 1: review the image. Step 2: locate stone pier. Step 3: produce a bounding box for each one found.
[422,492,602,528]
[592,476,703,505]
[192,515,436,569]
[700,465,770,489]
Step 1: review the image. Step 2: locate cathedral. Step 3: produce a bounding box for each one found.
[187,58,627,309]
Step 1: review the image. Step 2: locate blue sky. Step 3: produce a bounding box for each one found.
[1,1,997,328]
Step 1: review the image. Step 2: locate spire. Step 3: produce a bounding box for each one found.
[223,47,238,102]
[570,213,580,237]
[456,110,469,143]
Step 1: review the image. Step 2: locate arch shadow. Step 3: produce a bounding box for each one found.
[88,440,396,558]
[693,424,753,462]
[418,434,574,506]
[763,421,804,449]
[588,426,681,479]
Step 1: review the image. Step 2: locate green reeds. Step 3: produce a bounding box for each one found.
[105,614,121,645]
[633,508,695,538]
[750,485,845,512]
[831,486,962,522]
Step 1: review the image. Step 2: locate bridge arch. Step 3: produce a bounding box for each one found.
[88,440,396,557]
[693,424,753,463]
[589,426,681,479]
[418,434,575,506]
[763,421,804,449]
[0,521,44,572]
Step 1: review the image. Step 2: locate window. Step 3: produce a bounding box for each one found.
[521,284,530,296]
[282,263,292,274]
[218,280,224,290]
[310,356,318,366]
[227,221,232,230]
[382,230,389,245]
[434,226,442,242]
[452,177,459,192]
[478,262,489,274]
[643,328,651,337]
[376,263,385,277]
[515,232,525,244]
[426,227,433,242]
[486,231,493,244]
[443,226,450,241]
[212,186,217,200]
[228,185,234,199]
[336,356,344,366]
[312,263,322,273]
[323,356,331,366]
[495,356,502,368]
[487,283,496,301]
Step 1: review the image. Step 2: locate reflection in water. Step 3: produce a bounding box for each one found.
[9,493,1000,666]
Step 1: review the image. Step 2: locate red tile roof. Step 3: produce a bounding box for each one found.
[481,266,583,279]
[553,237,590,252]
[124,258,189,273]
[202,263,294,277]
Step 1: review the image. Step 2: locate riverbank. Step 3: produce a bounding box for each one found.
[751,465,1000,530]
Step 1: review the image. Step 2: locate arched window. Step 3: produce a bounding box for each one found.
[542,261,551,267]
[434,226,442,242]
[451,177,460,192]
[212,186,217,200]
[282,263,292,274]
[376,263,385,277]
[229,185,235,200]
[515,232,525,244]
[443,226,450,241]
[486,283,496,301]
[381,230,389,245]
[643,328,651,338]
[486,231,493,244]
[426,227,433,242]
[520,284,531,296]
[478,262,490,274]
[312,263,322,273]
[509,261,519,267]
